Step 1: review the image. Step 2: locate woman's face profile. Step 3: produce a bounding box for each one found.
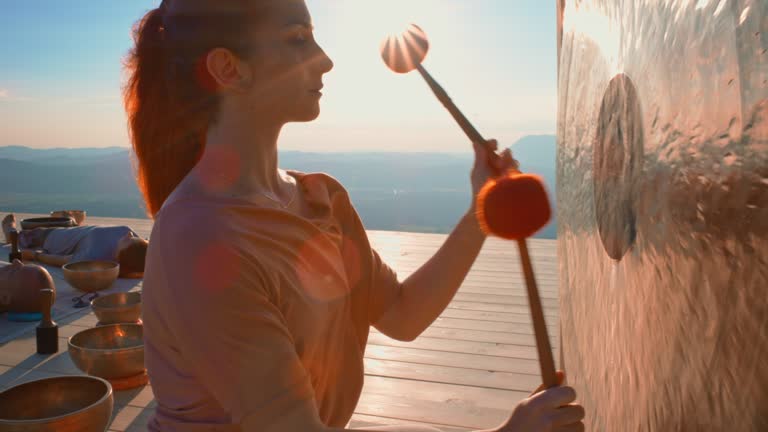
[238,0,334,124]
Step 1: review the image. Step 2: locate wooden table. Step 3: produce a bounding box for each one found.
[0,213,559,431]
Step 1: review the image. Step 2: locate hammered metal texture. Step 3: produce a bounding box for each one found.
[557,0,767,430]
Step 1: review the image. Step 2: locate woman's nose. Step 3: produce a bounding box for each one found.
[311,45,334,74]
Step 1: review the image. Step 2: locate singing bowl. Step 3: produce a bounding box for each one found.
[62,261,120,293]
[380,24,430,74]
[50,210,87,226]
[19,217,76,231]
[68,324,145,380]
[91,292,141,325]
[0,375,113,432]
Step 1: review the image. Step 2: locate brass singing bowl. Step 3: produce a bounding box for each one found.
[19,217,76,231]
[68,324,145,380]
[50,210,87,226]
[0,375,113,432]
[62,261,120,293]
[91,292,141,325]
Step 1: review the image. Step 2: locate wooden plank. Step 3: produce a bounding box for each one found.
[370,327,558,349]
[354,391,507,430]
[452,292,559,308]
[457,281,559,295]
[0,336,69,368]
[367,333,539,360]
[364,358,541,392]
[362,373,529,412]
[0,367,63,391]
[391,264,559,282]
[457,285,560,298]
[358,376,525,430]
[363,345,541,376]
[109,405,152,432]
[348,413,469,432]
[447,301,559,317]
[430,316,556,336]
[440,308,560,326]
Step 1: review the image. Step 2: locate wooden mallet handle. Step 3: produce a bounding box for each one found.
[517,239,558,388]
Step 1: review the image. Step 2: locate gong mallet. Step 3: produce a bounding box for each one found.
[381,25,559,389]
[380,24,490,150]
[476,173,558,389]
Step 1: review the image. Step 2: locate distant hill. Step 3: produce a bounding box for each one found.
[0,145,128,166]
[0,135,557,237]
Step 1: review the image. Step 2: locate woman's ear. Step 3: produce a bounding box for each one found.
[205,48,252,92]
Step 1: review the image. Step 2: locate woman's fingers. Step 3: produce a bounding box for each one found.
[531,370,566,396]
[472,139,501,177]
[553,403,586,426]
[500,148,520,172]
[556,422,585,432]
[478,144,520,176]
[528,385,577,411]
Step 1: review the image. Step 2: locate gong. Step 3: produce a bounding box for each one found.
[557,0,768,430]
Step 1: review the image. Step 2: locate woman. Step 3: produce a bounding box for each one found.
[126,1,584,431]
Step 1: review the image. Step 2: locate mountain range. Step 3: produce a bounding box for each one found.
[0,135,557,238]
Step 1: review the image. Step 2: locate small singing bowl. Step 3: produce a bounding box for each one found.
[19,217,76,231]
[91,292,141,325]
[0,375,113,432]
[51,210,87,226]
[62,261,120,293]
[68,324,145,380]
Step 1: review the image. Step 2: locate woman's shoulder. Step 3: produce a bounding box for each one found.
[150,195,252,250]
[287,170,347,194]
[287,170,352,211]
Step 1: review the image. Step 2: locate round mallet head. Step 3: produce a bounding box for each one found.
[380,24,430,74]
[476,173,552,240]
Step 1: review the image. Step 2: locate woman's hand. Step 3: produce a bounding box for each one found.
[495,371,585,432]
[469,139,519,212]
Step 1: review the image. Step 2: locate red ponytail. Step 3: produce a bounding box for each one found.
[123,5,257,217]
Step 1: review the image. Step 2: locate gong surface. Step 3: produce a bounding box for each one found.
[557,0,767,430]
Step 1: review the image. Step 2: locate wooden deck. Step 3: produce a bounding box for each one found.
[0,213,559,431]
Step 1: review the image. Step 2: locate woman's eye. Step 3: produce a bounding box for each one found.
[289,32,306,44]
[289,30,313,45]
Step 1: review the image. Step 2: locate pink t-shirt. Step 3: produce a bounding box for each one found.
[143,171,402,431]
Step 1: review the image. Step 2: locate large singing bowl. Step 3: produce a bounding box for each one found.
[68,324,145,380]
[0,376,113,432]
[62,261,120,293]
[556,1,767,430]
[91,291,142,325]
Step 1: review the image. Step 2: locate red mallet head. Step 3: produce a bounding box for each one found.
[380,24,430,74]
[476,173,552,240]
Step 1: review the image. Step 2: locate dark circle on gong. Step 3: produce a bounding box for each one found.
[593,73,644,261]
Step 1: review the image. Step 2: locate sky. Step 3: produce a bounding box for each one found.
[0,0,558,153]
